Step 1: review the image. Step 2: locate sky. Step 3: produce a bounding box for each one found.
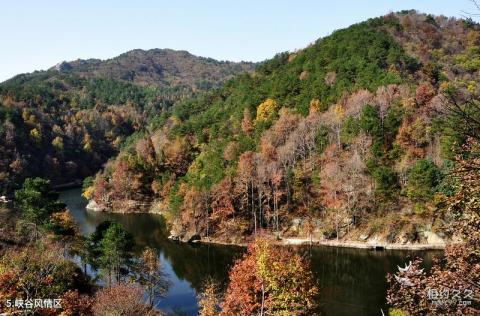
[0,1,476,82]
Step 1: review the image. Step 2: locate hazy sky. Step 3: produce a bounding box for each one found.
[0,1,476,82]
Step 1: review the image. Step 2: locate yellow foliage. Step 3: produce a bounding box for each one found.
[389,308,409,316]
[52,136,64,151]
[83,134,92,152]
[82,186,95,200]
[388,64,399,75]
[439,81,452,92]
[198,279,219,316]
[467,29,480,46]
[333,104,345,122]
[256,98,279,121]
[467,81,477,94]
[113,136,123,148]
[30,128,42,143]
[50,211,77,234]
[309,98,321,114]
[402,97,416,109]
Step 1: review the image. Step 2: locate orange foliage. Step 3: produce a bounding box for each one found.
[221,239,319,316]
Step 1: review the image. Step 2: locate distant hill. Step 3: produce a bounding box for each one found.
[0,50,256,193]
[48,48,256,90]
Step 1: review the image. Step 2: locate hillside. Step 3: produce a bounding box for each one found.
[0,50,256,194]
[85,11,480,244]
[49,48,256,90]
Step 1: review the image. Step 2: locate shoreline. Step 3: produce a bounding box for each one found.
[82,198,448,252]
[278,238,447,250]
[198,236,448,251]
[54,180,82,191]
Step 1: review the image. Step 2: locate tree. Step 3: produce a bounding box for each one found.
[52,136,64,151]
[14,177,65,231]
[61,290,94,316]
[221,239,319,316]
[137,247,170,307]
[98,222,134,285]
[236,151,258,234]
[241,108,254,135]
[92,283,155,316]
[405,159,441,203]
[198,278,221,316]
[210,177,238,236]
[29,127,42,145]
[256,99,279,122]
[163,136,192,175]
[359,104,382,139]
[415,83,435,106]
[371,165,398,198]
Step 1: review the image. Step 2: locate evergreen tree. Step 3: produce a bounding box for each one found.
[14,177,65,229]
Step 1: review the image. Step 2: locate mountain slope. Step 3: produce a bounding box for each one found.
[0,51,256,194]
[49,48,256,90]
[87,11,480,244]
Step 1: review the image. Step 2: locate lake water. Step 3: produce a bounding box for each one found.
[60,188,442,316]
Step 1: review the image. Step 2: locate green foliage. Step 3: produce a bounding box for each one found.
[360,104,382,139]
[84,221,134,284]
[341,116,360,143]
[165,16,417,155]
[167,182,184,219]
[436,160,456,197]
[82,176,94,191]
[187,145,226,190]
[100,222,134,275]
[238,134,256,153]
[384,104,404,144]
[387,144,404,161]
[315,125,330,153]
[373,166,398,197]
[405,159,442,202]
[367,160,398,197]
[14,177,65,226]
[455,46,480,72]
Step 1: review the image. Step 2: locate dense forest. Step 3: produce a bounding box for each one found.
[0,49,255,194]
[84,12,480,245]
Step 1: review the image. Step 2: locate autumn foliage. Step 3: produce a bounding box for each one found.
[92,283,156,316]
[221,239,319,315]
[387,139,480,315]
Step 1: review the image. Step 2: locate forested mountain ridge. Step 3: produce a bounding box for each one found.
[0,50,256,194]
[47,48,256,90]
[86,11,480,244]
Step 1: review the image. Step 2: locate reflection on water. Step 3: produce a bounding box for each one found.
[60,188,443,316]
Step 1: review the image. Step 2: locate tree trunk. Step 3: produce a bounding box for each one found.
[251,180,256,234]
[260,283,265,316]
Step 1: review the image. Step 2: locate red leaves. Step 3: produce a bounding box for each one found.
[211,177,236,223]
[221,244,262,315]
[221,239,319,316]
[416,83,435,107]
[92,284,151,316]
[61,290,94,316]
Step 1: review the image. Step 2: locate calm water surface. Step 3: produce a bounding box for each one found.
[60,188,442,316]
